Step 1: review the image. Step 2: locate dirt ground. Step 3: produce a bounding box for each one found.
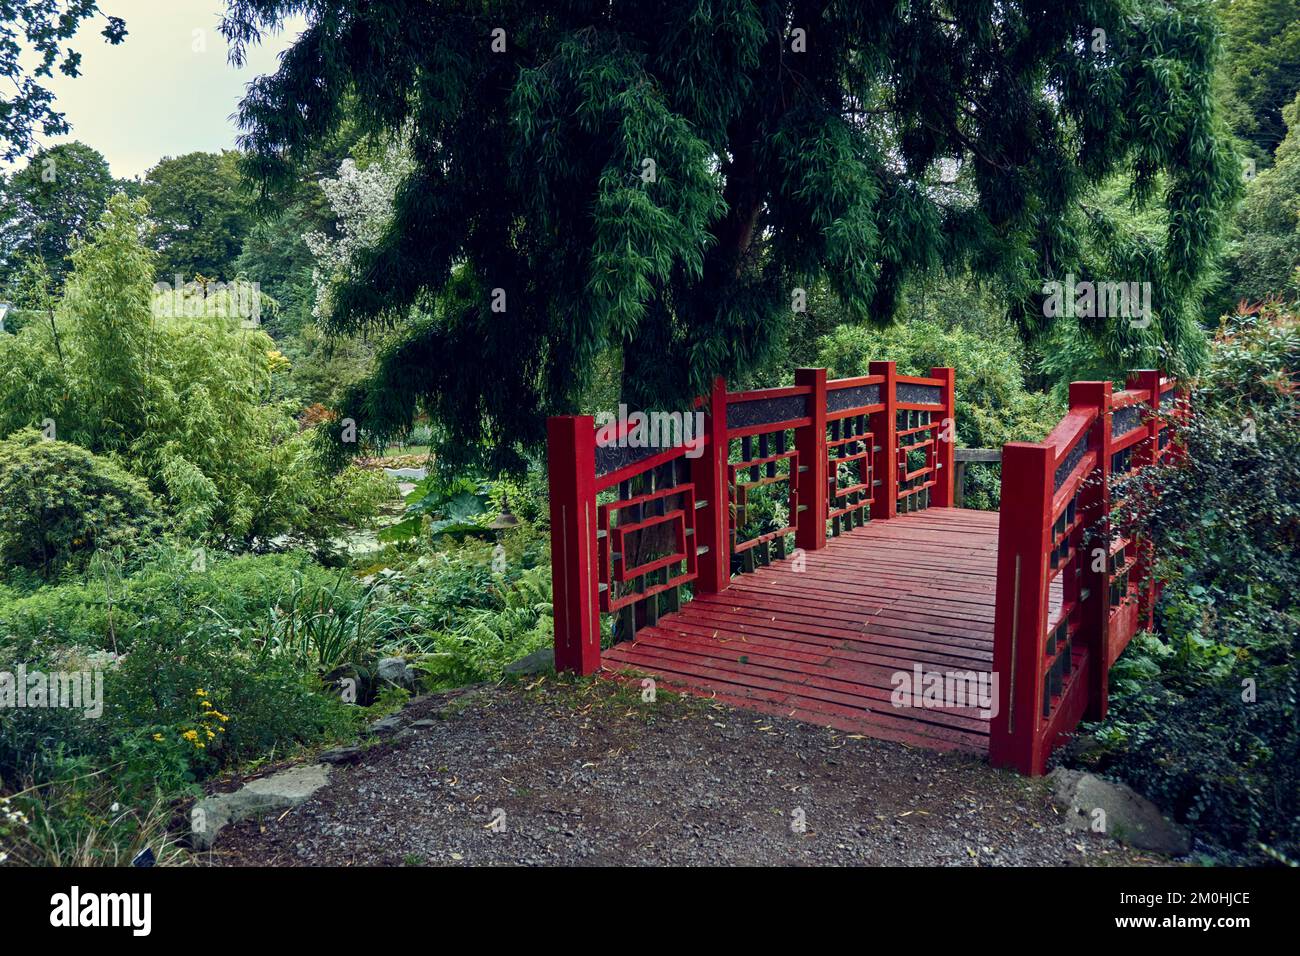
[205,676,1168,867]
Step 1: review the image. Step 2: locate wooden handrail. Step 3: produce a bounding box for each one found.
[548,362,958,675]
[990,371,1175,774]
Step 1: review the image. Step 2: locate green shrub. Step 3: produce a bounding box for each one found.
[0,430,159,577]
[0,622,357,797]
[1086,305,1300,862]
[0,194,394,551]
[0,548,342,658]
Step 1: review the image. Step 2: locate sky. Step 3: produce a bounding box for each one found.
[10,1,307,180]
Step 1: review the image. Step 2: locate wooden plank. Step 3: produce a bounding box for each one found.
[599,507,1012,757]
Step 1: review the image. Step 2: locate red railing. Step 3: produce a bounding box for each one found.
[547,364,956,674]
[989,370,1180,774]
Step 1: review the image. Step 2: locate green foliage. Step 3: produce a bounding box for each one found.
[380,474,491,544]
[0,622,356,797]
[143,150,253,282]
[1219,92,1300,308]
[422,565,553,688]
[817,314,1060,508]
[275,322,376,409]
[0,142,120,284]
[243,570,406,678]
[226,0,1237,470]
[0,548,342,657]
[1088,306,1299,861]
[0,429,158,577]
[1215,0,1300,159]
[0,193,393,549]
[0,4,126,160]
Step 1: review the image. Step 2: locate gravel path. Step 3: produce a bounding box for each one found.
[206,677,1167,867]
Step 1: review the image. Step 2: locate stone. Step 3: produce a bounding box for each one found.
[368,714,404,736]
[319,745,364,765]
[1049,768,1191,855]
[504,646,554,676]
[190,764,331,850]
[376,656,417,689]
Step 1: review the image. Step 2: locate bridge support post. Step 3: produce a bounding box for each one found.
[547,416,601,675]
[868,361,898,518]
[692,376,731,592]
[794,368,827,551]
[929,366,956,507]
[1070,381,1113,721]
[989,442,1054,775]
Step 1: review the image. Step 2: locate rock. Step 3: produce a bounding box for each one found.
[409,719,438,729]
[376,656,417,689]
[1049,768,1191,855]
[368,714,404,736]
[504,646,554,676]
[319,745,364,765]
[190,764,331,850]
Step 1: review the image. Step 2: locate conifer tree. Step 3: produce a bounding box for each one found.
[224,0,1239,467]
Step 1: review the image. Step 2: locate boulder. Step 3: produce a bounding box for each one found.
[504,646,555,676]
[190,764,331,850]
[376,656,417,689]
[1049,768,1191,855]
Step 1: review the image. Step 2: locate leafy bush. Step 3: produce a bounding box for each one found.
[380,474,491,544]
[0,194,393,551]
[1084,305,1299,862]
[0,430,159,577]
[0,548,343,658]
[362,528,553,687]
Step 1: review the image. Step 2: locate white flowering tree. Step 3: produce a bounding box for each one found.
[305,143,414,322]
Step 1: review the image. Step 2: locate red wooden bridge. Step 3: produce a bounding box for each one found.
[547,364,1180,774]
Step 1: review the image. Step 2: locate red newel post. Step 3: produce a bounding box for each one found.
[868,360,898,519]
[1070,381,1113,721]
[1127,369,1163,630]
[692,376,731,592]
[989,442,1054,775]
[794,367,828,551]
[929,366,956,507]
[547,415,601,675]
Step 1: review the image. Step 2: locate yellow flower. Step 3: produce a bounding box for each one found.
[201,699,213,709]
[181,730,198,742]
[152,733,164,742]
[195,689,208,698]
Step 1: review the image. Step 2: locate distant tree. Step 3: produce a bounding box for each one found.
[0,2,127,161]
[143,150,253,281]
[0,141,118,284]
[1222,92,1300,306]
[1215,0,1300,159]
[225,1,1240,471]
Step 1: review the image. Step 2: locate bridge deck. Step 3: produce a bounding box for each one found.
[602,507,1049,755]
